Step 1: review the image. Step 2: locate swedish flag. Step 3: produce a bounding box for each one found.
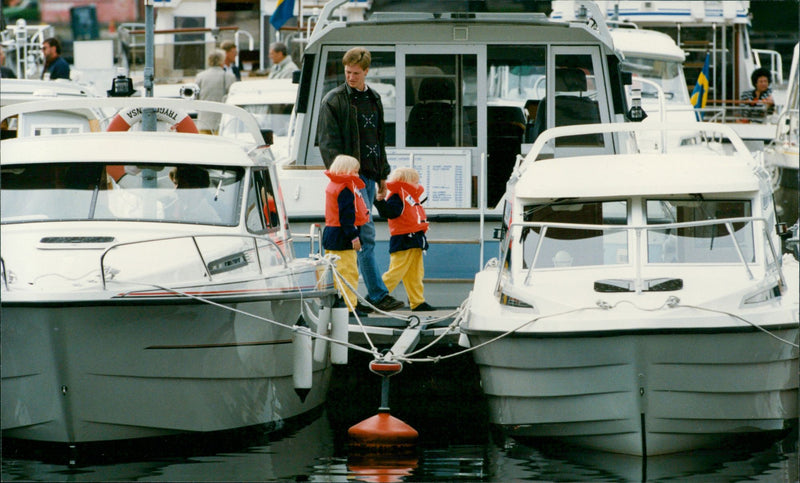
[270,0,295,30]
[690,52,710,109]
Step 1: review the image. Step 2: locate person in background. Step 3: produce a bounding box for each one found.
[41,37,70,80]
[317,46,404,314]
[323,155,370,316]
[220,40,241,81]
[0,45,16,78]
[267,42,299,79]
[374,167,435,312]
[740,67,775,118]
[195,49,236,134]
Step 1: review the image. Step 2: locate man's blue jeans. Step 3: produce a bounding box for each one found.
[358,176,390,303]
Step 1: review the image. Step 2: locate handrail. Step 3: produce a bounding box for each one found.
[521,122,752,172]
[99,233,288,290]
[0,97,266,145]
[0,257,7,291]
[494,216,777,294]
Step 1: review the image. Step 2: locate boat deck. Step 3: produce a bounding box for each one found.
[347,309,460,348]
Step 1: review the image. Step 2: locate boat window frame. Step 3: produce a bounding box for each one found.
[541,45,616,157]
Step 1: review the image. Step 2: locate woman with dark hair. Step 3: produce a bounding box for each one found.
[740,67,774,116]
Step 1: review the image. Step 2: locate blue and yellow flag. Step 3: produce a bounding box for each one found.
[690,52,710,109]
[270,0,295,30]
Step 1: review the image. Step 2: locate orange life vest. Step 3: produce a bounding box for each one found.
[386,180,428,236]
[324,171,369,227]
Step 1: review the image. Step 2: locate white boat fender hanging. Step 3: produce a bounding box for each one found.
[331,306,349,365]
[313,305,332,363]
[292,316,313,402]
[107,106,198,133]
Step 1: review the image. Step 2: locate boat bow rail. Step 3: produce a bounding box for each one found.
[0,97,266,144]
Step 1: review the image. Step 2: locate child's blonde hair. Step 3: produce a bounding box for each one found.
[388,167,420,184]
[328,154,360,175]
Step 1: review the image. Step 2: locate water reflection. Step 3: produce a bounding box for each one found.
[2,412,797,482]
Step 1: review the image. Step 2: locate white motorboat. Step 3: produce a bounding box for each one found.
[0,98,338,449]
[460,121,799,456]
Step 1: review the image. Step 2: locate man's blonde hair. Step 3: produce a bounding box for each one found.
[342,47,371,70]
[388,167,420,184]
[329,154,360,175]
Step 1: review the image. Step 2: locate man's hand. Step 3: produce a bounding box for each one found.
[352,238,362,251]
[377,180,387,201]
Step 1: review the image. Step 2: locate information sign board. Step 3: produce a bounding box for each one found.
[386,149,471,208]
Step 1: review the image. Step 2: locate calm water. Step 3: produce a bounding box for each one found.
[2,349,798,482]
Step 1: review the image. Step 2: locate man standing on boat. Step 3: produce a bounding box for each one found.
[267,42,299,79]
[195,49,236,134]
[317,46,404,313]
[41,37,70,80]
[220,40,241,82]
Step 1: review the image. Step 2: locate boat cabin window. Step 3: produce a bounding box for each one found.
[530,54,604,147]
[520,200,628,268]
[405,54,477,148]
[645,199,754,263]
[621,57,691,106]
[246,168,280,233]
[0,163,243,226]
[317,49,398,146]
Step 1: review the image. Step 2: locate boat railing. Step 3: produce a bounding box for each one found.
[1,19,54,79]
[753,48,784,86]
[0,97,265,144]
[99,233,289,291]
[700,100,776,125]
[520,121,750,170]
[0,256,7,291]
[494,216,783,296]
[292,223,323,257]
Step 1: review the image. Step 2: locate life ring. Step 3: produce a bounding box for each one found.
[107,106,198,133]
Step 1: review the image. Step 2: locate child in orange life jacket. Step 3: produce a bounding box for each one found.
[374,167,436,312]
[323,155,370,314]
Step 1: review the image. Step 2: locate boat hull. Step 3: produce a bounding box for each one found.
[1,298,332,444]
[466,325,798,456]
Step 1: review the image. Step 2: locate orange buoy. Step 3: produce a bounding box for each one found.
[348,359,418,453]
[348,411,418,453]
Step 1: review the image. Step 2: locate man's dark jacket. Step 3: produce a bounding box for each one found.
[316,83,390,182]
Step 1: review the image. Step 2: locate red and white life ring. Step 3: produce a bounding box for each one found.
[107,106,198,133]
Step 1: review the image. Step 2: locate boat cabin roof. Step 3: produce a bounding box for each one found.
[0,79,100,106]
[307,9,614,50]
[515,153,759,200]
[609,28,686,62]
[0,132,258,168]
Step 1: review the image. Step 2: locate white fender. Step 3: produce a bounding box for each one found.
[292,325,313,402]
[314,305,331,363]
[331,307,349,365]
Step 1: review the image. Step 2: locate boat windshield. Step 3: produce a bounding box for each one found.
[623,57,691,105]
[520,200,628,268]
[645,199,754,263]
[219,103,294,140]
[0,163,244,226]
